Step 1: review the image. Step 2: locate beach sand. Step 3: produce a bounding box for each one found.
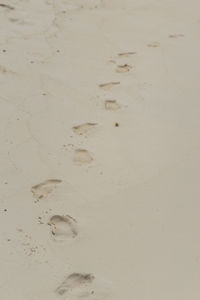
[1,0,200,299]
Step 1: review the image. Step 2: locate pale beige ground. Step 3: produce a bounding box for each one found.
[1,0,200,299]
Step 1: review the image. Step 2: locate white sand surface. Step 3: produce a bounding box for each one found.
[1,0,200,299]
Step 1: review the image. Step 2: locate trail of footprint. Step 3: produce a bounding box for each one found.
[72,123,97,135]
[169,34,184,38]
[116,64,131,73]
[31,179,62,201]
[99,82,120,90]
[73,149,93,165]
[56,273,95,296]
[118,51,136,57]
[49,215,78,241]
[104,100,120,110]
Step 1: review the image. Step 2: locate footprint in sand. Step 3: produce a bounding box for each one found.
[55,273,110,299]
[118,51,136,57]
[72,123,97,135]
[99,82,120,91]
[31,179,62,201]
[0,3,14,10]
[147,41,160,48]
[73,149,93,165]
[169,34,184,38]
[104,100,120,111]
[48,215,78,241]
[116,64,132,73]
[56,273,95,296]
[0,66,7,73]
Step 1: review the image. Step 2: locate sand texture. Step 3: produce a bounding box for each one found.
[1,0,200,299]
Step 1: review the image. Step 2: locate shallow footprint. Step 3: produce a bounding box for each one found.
[147,41,160,47]
[99,82,120,90]
[169,34,184,38]
[56,273,95,296]
[72,123,97,135]
[116,64,131,73]
[118,51,136,57]
[104,100,120,110]
[49,215,78,241]
[31,179,62,201]
[73,149,93,165]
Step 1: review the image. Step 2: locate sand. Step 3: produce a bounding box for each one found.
[1,0,200,299]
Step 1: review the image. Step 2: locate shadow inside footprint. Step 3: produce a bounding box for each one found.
[169,34,184,38]
[118,51,136,57]
[56,273,95,296]
[72,123,97,135]
[31,179,62,201]
[105,100,120,110]
[116,64,132,73]
[49,215,78,241]
[0,3,14,9]
[99,82,120,90]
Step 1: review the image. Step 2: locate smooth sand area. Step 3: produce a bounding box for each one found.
[1,0,200,299]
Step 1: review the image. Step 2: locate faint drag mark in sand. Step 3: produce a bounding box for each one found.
[104,100,120,111]
[118,51,136,58]
[48,215,78,241]
[99,82,120,91]
[116,64,132,73]
[31,179,62,202]
[108,59,116,64]
[73,149,93,165]
[72,123,97,135]
[169,34,184,39]
[0,3,14,10]
[147,41,160,48]
[56,273,95,296]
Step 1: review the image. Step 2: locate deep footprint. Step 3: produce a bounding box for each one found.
[104,100,120,110]
[99,82,120,90]
[49,215,78,240]
[73,149,93,165]
[72,123,97,135]
[31,179,62,201]
[116,64,131,73]
[56,273,95,296]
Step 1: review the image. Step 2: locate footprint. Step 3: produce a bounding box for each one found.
[72,123,97,135]
[147,41,160,48]
[118,51,136,57]
[169,34,184,38]
[99,82,120,90]
[0,66,7,73]
[108,59,116,64]
[104,100,120,111]
[31,179,62,201]
[56,273,95,296]
[49,215,78,240]
[116,64,132,73]
[0,3,14,10]
[73,149,93,165]
[0,65,15,74]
